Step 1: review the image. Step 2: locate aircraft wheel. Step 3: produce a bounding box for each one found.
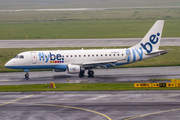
[25,73,29,78]
[88,70,94,77]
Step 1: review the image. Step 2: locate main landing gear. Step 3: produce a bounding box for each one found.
[88,70,94,78]
[78,70,94,77]
[79,70,85,77]
[25,72,29,79]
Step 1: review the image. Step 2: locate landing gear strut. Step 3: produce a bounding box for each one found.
[79,70,85,77]
[88,70,94,77]
[25,72,29,78]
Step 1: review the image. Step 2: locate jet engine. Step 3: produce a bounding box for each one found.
[67,64,81,74]
[53,65,67,72]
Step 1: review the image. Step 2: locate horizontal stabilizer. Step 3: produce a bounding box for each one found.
[145,50,169,55]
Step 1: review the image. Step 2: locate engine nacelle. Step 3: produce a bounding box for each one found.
[67,64,81,74]
[53,69,66,72]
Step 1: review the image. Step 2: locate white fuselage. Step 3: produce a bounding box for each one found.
[5,48,160,70]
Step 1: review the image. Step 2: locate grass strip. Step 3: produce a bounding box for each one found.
[0,20,180,39]
[1,83,180,92]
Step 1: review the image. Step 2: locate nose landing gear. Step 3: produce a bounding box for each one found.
[25,72,29,78]
[24,69,29,79]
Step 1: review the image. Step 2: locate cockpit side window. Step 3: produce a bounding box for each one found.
[19,55,24,59]
[14,55,19,58]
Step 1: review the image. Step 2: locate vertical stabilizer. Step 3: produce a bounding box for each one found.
[130,20,164,54]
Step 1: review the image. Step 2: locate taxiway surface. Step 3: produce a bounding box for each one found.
[0,37,179,48]
[1,91,180,120]
[0,66,180,85]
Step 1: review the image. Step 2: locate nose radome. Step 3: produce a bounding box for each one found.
[5,61,10,67]
[5,63,8,67]
[5,60,13,68]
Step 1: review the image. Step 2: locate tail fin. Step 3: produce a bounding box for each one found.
[130,20,164,54]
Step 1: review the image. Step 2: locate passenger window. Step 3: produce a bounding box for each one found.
[79,55,81,57]
[105,54,107,56]
[66,55,68,57]
[71,55,73,57]
[96,54,98,57]
[117,54,119,56]
[114,54,115,56]
[19,55,24,59]
[84,55,86,57]
[122,54,123,56]
[101,54,103,56]
[92,55,94,57]
[75,55,77,57]
[88,55,90,57]
[109,54,111,56]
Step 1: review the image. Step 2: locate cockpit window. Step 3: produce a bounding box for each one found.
[19,55,24,59]
[14,55,19,58]
[14,55,24,59]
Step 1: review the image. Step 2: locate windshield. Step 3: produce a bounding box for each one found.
[14,55,19,58]
[14,55,24,59]
[19,55,24,59]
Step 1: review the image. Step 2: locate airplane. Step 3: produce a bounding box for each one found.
[5,20,168,78]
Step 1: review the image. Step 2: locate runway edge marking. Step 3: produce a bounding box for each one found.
[124,108,180,120]
[15,102,111,120]
[0,94,34,106]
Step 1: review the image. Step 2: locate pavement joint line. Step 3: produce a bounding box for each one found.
[124,108,180,120]
[0,94,34,106]
[15,102,111,120]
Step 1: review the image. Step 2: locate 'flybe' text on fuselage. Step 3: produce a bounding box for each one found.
[38,52,64,63]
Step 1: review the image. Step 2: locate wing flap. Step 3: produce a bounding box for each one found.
[81,60,117,68]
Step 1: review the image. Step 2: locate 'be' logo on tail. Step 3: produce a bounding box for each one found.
[140,33,160,53]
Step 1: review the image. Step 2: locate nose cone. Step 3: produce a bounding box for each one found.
[5,60,13,68]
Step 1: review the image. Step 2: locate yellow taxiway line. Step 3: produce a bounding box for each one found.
[0,93,111,119]
[0,80,9,81]
[125,108,180,120]
[0,94,34,106]
[16,102,112,120]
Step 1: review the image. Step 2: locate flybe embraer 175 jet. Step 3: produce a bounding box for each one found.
[5,20,167,78]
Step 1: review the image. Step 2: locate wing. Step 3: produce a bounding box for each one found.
[81,60,118,68]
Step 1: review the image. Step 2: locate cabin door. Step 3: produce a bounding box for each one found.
[31,52,37,64]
